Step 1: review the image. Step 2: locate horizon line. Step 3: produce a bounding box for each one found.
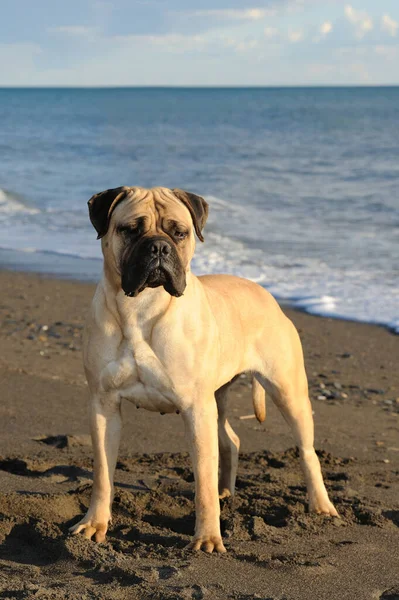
[1,84,399,89]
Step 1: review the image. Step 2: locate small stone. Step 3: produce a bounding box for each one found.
[317,395,327,400]
[39,351,45,356]
[395,398,399,405]
[375,441,385,447]
[341,392,348,399]
[383,459,390,464]
[41,325,48,331]
[333,382,342,390]
[319,382,326,389]
[384,400,393,406]
[341,353,352,359]
[47,331,61,338]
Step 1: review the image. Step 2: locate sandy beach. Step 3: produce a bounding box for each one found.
[0,269,398,600]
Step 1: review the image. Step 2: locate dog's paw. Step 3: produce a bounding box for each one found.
[69,514,110,543]
[186,536,227,553]
[219,488,232,500]
[309,497,339,518]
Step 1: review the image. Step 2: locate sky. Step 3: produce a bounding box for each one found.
[0,0,398,86]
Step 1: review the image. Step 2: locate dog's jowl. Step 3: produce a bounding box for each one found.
[70,186,338,553]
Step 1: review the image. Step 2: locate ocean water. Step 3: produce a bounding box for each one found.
[0,87,398,332]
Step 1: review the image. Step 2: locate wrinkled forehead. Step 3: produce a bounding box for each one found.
[111,187,192,227]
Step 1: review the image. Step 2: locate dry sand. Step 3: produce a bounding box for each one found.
[0,270,398,600]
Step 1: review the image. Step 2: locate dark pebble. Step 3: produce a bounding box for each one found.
[48,331,61,339]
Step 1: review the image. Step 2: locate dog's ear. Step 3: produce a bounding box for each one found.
[172,189,209,242]
[88,187,132,239]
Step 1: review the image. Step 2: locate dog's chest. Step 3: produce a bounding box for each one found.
[99,339,179,413]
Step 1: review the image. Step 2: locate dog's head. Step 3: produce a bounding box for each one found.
[88,186,208,298]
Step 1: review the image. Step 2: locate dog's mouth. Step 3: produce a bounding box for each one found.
[146,263,167,286]
[121,243,186,298]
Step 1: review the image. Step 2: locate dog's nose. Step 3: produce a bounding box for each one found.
[150,239,171,257]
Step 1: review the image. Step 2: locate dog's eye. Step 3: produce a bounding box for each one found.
[175,231,188,240]
[118,225,140,236]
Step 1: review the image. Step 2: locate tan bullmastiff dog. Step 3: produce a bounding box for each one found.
[70,186,338,553]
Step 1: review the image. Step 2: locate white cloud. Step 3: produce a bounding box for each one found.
[381,14,398,37]
[0,43,42,85]
[288,30,304,43]
[235,40,258,52]
[374,45,398,60]
[320,21,333,36]
[113,33,207,53]
[48,26,96,37]
[307,63,339,77]
[264,27,278,39]
[308,60,371,83]
[335,46,368,58]
[344,5,373,39]
[190,8,275,21]
[349,61,371,82]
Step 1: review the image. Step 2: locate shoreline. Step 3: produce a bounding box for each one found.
[1,255,397,335]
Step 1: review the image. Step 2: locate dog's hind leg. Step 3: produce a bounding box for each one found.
[274,386,338,515]
[255,323,338,517]
[216,381,240,499]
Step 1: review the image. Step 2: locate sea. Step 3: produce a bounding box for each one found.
[0,87,398,332]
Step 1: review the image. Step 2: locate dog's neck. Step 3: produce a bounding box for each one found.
[101,267,195,333]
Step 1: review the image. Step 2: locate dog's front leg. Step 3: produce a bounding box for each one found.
[183,400,226,553]
[70,392,121,543]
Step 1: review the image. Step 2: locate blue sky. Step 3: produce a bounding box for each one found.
[1,0,398,85]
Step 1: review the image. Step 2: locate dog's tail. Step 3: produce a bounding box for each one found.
[252,377,266,423]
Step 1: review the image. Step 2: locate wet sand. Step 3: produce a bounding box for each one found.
[0,270,398,600]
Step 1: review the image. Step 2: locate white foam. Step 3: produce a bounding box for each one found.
[192,230,399,333]
[0,189,40,216]
[388,319,399,334]
[0,192,397,333]
[291,295,337,315]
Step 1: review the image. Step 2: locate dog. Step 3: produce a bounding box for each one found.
[70,186,338,553]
